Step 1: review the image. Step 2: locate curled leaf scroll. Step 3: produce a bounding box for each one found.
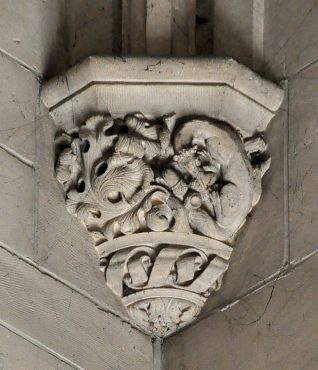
[56,113,269,245]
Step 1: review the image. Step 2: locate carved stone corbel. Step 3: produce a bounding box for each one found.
[41,57,284,337]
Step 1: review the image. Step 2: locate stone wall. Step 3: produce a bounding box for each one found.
[0,1,317,369]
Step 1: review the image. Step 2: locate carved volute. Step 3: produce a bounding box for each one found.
[41,57,284,337]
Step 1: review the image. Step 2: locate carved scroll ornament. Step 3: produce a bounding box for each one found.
[55,111,270,336]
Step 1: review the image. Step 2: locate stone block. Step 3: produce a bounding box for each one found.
[214,0,253,67]
[146,0,172,56]
[66,0,113,66]
[0,56,38,162]
[122,0,147,55]
[171,0,196,56]
[0,245,152,370]
[164,255,318,370]
[0,325,74,370]
[289,64,318,259]
[195,0,214,56]
[0,0,66,76]
[0,149,34,258]
[263,0,318,80]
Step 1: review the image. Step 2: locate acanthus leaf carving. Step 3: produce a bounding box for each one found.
[55,111,270,336]
[56,113,267,242]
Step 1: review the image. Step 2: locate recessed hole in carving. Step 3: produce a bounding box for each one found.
[250,151,268,167]
[119,125,128,134]
[107,119,129,135]
[83,140,90,153]
[173,251,208,286]
[169,217,176,228]
[77,180,85,193]
[122,283,132,296]
[91,209,101,218]
[96,162,108,176]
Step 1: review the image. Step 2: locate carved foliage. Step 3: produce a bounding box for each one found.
[104,241,230,336]
[56,113,269,245]
[55,112,270,336]
[127,296,203,337]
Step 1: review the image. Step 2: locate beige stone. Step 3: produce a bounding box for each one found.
[0,56,38,162]
[0,0,66,76]
[289,65,318,259]
[203,96,287,313]
[41,57,284,336]
[0,325,74,370]
[0,244,152,370]
[66,0,113,66]
[0,149,34,258]
[164,255,318,370]
[0,1,317,367]
[146,0,172,56]
[214,0,253,67]
[41,57,283,135]
[263,0,318,80]
[36,112,129,317]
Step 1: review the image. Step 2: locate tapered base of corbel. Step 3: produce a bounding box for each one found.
[98,232,232,337]
[125,289,206,337]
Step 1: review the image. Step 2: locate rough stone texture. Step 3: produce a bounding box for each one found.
[214,0,253,67]
[0,325,75,370]
[289,65,318,259]
[66,0,113,67]
[0,0,66,76]
[0,245,152,370]
[0,56,38,162]
[146,0,172,56]
[164,255,318,370]
[122,0,147,55]
[195,0,214,56]
[171,0,196,56]
[0,0,317,368]
[0,149,34,258]
[262,0,318,80]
